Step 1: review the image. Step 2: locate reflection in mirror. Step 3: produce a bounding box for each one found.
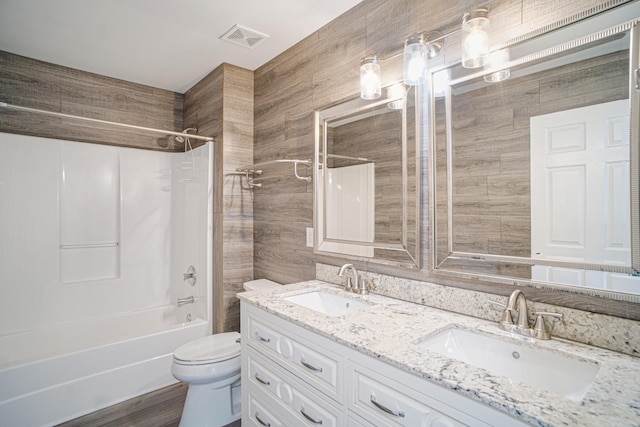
[314,84,420,268]
[431,3,640,299]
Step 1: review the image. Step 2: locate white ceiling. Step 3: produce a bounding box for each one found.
[0,0,362,93]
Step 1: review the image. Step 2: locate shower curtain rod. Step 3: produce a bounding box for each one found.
[0,102,215,142]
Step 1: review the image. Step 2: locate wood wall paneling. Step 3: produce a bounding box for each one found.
[253,0,640,318]
[184,63,255,333]
[0,51,183,151]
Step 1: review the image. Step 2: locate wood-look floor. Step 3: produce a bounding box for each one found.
[57,384,187,427]
[56,383,243,427]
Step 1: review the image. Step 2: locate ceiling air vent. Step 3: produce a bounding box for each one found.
[220,24,269,49]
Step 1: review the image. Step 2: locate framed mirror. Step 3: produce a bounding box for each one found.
[430,1,640,299]
[314,83,421,268]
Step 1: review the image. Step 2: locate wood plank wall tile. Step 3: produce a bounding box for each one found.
[184,63,255,333]
[252,0,640,318]
[0,51,183,151]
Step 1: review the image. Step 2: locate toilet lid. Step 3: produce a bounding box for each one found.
[173,332,241,365]
[244,279,281,291]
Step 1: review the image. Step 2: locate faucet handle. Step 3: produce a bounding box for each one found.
[345,276,354,291]
[354,277,370,295]
[532,311,563,340]
[487,300,515,328]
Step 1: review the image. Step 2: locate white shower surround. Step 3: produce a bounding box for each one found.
[0,133,213,426]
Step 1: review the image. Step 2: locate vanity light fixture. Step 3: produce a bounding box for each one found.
[461,7,490,69]
[358,8,489,98]
[403,32,444,86]
[360,56,382,99]
[483,48,511,82]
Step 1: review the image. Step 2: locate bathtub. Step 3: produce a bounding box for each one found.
[0,305,209,427]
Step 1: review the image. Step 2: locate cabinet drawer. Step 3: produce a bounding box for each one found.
[248,353,293,405]
[351,368,487,427]
[291,337,339,392]
[246,312,343,400]
[248,317,287,356]
[291,384,341,427]
[246,392,288,427]
[247,349,344,427]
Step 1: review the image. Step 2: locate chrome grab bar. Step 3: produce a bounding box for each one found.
[177,296,194,306]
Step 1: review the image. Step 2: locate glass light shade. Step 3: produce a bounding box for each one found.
[483,48,511,82]
[386,84,405,110]
[403,34,427,86]
[360,56,381,100]
[461,8,490,69]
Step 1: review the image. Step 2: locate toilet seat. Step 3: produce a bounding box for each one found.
[173,332,240,366]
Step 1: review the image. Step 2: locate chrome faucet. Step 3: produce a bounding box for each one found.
[337,264,369,295]
[338,263,358,292]
[490,289,563,340]
[506,289,529,333]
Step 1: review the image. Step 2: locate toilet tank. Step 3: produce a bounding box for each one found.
[243,279,281,291]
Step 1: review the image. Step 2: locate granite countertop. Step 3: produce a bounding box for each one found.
[238,280,640,427]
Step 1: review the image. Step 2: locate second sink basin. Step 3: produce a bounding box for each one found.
[283,291,372,317]
[417,327,600,401]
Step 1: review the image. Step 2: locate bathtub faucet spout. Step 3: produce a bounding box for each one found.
[177,296,195,306]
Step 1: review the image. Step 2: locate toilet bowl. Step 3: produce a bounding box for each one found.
[172,332,242,427]
[172,279,282,426]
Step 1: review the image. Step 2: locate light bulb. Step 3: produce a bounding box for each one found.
[461,8,490,69]
[360,56,381,100]
[403,34,427,86]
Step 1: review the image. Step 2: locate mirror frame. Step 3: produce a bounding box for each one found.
[429,1,640,301]
[313,83,422,268]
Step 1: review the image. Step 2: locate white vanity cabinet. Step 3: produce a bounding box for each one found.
[241,303,529,427]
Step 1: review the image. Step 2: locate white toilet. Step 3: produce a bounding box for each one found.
[243,278,281,292]
[172,278,281,427]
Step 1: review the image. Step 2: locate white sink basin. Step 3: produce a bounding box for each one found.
[418,327,600,401]
[283,291,372,317]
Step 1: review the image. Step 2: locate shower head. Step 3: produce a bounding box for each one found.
[175,127,198,143]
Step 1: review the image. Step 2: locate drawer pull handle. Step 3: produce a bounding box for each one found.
[370,395,405,418]
[300,406,323,424]
[255,332,270,343]
[300,357,323,372]
[255,412,271,426]
[254,373,270,386]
